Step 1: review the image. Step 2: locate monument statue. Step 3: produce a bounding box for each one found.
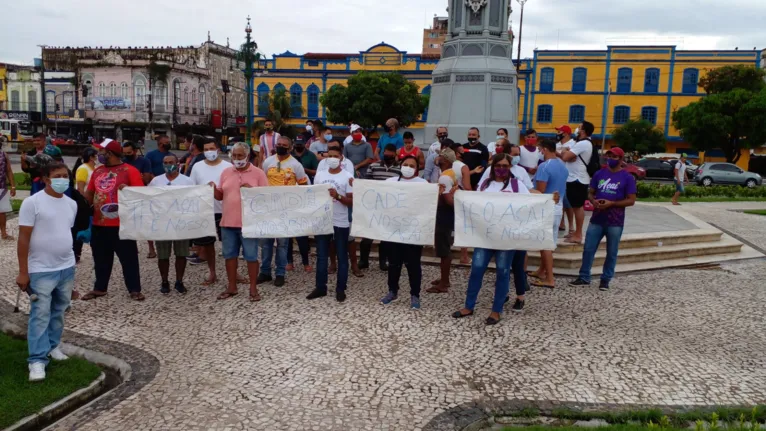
[425,0,520,145]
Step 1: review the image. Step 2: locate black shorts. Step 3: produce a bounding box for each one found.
[566,181,589,209]
[434,224,454,258]
[193,213,222,246]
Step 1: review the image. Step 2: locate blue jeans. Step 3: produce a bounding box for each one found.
[465,248,517,313]
[578,223,624,283]
[315,227,350,294]
[511,250,528,296]
[259,237,289,277]
[27,267,75,365]
[221,227,259,262]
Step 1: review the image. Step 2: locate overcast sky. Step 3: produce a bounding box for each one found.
[2,0,764,66]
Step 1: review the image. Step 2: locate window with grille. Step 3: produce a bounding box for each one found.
[537,104,553,123]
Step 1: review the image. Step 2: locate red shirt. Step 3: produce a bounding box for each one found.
[397,145,420,160]
[87,163,144,227]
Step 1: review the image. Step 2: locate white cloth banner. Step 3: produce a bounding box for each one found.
[241,185,334,239]
[350,179,438,246]
[117,185,216,240]
[454,191,557,251]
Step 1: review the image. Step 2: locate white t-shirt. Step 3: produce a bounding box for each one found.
[317,157,355,176]
[487,141,499,156]
[453,161,466,188]
[386,176,427,184]
[519,146,542,170]
[149,173,195,187]
[556,139,573,156]
[675,162,686,182]
[310,141,328,156]
[313,169,353,228]
[428,140,442,158]
[478,165,534,190]
[190,160,233,213]
[480,179,531,194]
[18,191,77,274]
[565,139,593,184]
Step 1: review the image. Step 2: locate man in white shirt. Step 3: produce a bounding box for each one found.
[258,119,281,166]
[424,127,449,183]
[16,161,78,382]
[560,121,595,244]
[555,125,575,233]
[672,153,688,205]
[519,129,542,175]
[149,153,195,295]
[487,127,509,157]
[477,145,534,189]
[343,123,368,145]
[317,141,355,175]
[190,139,232,285]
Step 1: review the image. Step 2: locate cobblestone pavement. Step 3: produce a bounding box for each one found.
[1,203,765,431]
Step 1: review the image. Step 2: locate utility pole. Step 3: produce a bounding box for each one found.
[601,81,611,155]
[515,0,528,71]
[38,45,48,134]
[242,17,255,146]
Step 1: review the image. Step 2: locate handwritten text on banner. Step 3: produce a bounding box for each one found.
[118,185,216,240]
[350,179,438,246]
[454,191,556,251]
[241,185,334,239]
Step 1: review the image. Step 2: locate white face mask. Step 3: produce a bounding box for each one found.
[204,150,218,161]
[306,125,313,132]
[233,159,248,169]
[496,135,505,141]
[401,166,416,178]
[326,157,340,169]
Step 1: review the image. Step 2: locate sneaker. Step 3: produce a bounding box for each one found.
[274,276,285,287]
[358,261,369,270]
[160,282,170,295]
[380,292,398,305]
[410,296,421,310]
[379,263,389,271]
[599,280,610,291]
[336,290,347,303]
[187,257,205,265]
[186,253,199,261]
[174,281,187,295]
[49,347,69,361]
[569,278,591,287]
[512,299,525,313]
[306,289,327,300]
[29,362,46,382]
[256,274,273,284]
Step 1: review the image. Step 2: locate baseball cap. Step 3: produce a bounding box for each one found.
[555,125,573,135]
[439,148,457,164]
[606,147,625,158]
[99,138,123,155]
[681,153,688,158]
[350,124,362,133]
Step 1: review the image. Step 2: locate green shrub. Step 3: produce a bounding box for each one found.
[636,182,766,199]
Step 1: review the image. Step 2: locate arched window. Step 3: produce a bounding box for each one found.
[613,106,630,124]
[134,78,146,111]
[154,82,166,110]
[45,91,54,112]
[273,83,286,95]
[290,83,303,117]
[644,68,660,93]
[616,68,632,93]
[192,89,198,114]
[682,68,699,94]
[421,85,431,122]
[257,83,270,116]
[641,106,658,125]
[536,104,553,123]
[10,90,20,111]
[306,84,320,118]
[540,67,554,92]
[29,90,39,112]
[183,87,189,113]
[199,86,206,114]
[173,80,181,111]
[120,82,129,99]
[109,82,117,97]
[98,82,106,97]
[64,92,73,111]
[572,67,587,92]
[569,105,585,123]
[83,80,93,100]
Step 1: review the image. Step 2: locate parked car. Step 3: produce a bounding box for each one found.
[636,158,675,179]
[667,158,699,176]
[693,163,763,187]
[601,160,646,181]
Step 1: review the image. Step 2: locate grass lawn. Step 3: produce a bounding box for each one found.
[11,199,22,212]
[638,197,766,202]
[502,426,688,431]
[0,333,101,429]
[13,173,31,191]
[743,210,766,216]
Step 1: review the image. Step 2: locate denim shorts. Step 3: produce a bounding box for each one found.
[221,227,259,262]
[675,179,685,193]
[562,192,572,209]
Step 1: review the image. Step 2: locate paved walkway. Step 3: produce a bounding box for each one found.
[0,202,765,431]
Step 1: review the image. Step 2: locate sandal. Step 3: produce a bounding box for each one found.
[81,291,107,301]
[485,316,501,326]
[352,270,365,278]
[530,279,555,289]
[129,292,146,301]
[217,291,239,300]
[147,251,157,259]
[2,234,15,241]
[71,290,81,300]
[304,265,313,273]
[451,310,474,319]
[564,237,582,244]
[426,286,449,294]
[202,277,218,286]
[249,292,262,302]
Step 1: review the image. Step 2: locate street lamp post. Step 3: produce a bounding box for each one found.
[515,0,529,71]
[238,16,266,147]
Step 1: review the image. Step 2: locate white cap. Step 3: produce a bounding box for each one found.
[99,138,114,148]
[350,124,361,133]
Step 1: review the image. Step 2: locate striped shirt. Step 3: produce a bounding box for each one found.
[365,161,402,181]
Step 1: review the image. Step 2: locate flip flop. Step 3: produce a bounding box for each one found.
[249,292,262,302]
[129,292,146,301]
[564,237,582,244]
[147,251,157,259]
[304,265,313,273]
[2,234,15,241]
[81,291,107,301]
[217,291,239,300]
[202,277,217,287]
[530,280,556,289]
[352,271,365,278]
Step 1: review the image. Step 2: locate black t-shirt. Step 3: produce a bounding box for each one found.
[462,142,489,189]
[436,199,455,227]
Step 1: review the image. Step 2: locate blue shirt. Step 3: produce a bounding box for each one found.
[145,149,170,176]
[377,133,404,150]
[124,156,153,176]
[535,158,568,198]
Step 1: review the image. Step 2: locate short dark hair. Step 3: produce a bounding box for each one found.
[324,126,333,133]
[498,128,509,135]
[327,146,342,155]
[540,139,557,153]
[525,128,537,136]
[469,127,480,134]
[400,155,419,172]
[34,133,46,139]
[192,135,207,151]
[81,147,98,161]
[328,140,344,150]
[383,144,397,153]
[122,141,136,150]
[403,131,414,140]
[313,119,323,129]
[581,121,595,136]
[186,134,193,142]
[42,161,68,178]
[164,152,180,162]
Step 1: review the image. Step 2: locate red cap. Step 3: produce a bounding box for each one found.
[99,138,123,155]
[555,125,572,134]
[606,147,625,158]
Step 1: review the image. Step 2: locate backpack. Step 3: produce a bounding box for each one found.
[577,139,600,177]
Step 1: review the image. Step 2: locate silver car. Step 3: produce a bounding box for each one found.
[693,163,763,188]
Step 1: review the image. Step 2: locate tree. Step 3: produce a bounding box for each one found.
[612,119,666,154]
[320,71,428,130]
[252,88,299,139]
[673,65,766,164]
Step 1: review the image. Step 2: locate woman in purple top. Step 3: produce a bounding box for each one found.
[569,147,636,291]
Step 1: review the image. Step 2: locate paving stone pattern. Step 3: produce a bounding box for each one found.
[0,203,764,431]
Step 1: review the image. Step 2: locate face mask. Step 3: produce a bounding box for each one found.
[97,154,107,165]
[401,166,416,178]
[511,156,521,166]
[383,155,395,163]
[494,167,510,179]
[556,133,565,141]
[324,134,333,141]
[233,159,249,169]
[265,126,273,132]
[50,178,69,194]
[294,144,305,152]
[607,158,620,169]
[496,135,505,141]
[468,138,478,144]
[352,133,363,141]
[574,128,580,137]
[383,125,391,132]
[164,164,178,174]
[202,150,217,161]
[438,134,448,141]
[306,125,313,132]
[326,157,340,169]
[276,146,289,156]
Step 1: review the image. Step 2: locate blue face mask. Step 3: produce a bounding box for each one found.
[511,156,521,166]
[164,164,178,174]
[50,178,69,194]
[324,134,333,141]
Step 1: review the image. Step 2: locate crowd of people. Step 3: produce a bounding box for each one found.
[8,118,638,381]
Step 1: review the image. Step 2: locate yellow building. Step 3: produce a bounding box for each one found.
[252,43,763,167]
[0,64,6,111]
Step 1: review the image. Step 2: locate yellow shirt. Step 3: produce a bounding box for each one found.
[75,164,94,186]
[261,155,309,186]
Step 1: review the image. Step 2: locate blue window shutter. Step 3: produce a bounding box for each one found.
[569,105,585,123]
[307,84,319,118]
[572,68,587,92]
[641,106,657,125]
[644,68,659,93]
[257,83,270,116]
[682,68,699,94]
[537,104,553,123]
[290,83,303,117]
[617,68,632,93]
[540,68,554,92]
[613,106,630,125]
